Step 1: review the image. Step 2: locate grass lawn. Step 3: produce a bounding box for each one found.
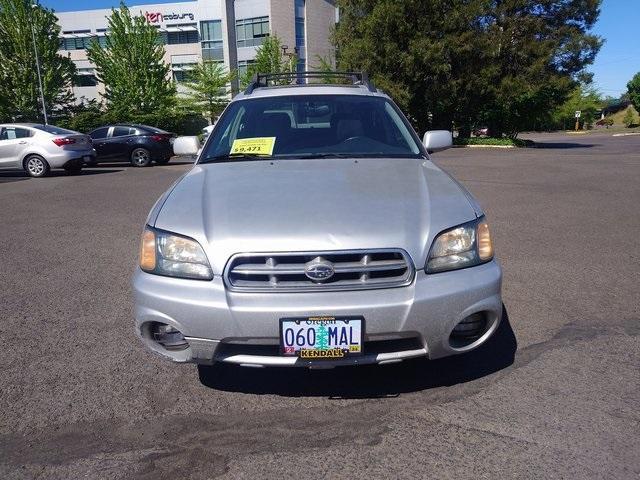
[453,137,534,147]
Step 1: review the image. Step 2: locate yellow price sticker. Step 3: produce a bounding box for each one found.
[230,137,276,156]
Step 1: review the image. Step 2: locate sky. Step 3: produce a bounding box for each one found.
[40,0,187,11]
[588,0,640,98]
[41,0,640,99]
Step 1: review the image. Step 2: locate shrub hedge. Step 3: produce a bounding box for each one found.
[453,137,533,147]
[57,111,208,136]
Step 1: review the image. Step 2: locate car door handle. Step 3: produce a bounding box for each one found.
[18,141,27,144]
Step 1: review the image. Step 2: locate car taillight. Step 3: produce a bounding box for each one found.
[52,137,76,146]
[151,134,167,142]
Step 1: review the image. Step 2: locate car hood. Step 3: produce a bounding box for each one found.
[153,158,479,274]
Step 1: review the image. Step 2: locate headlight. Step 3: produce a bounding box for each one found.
[426,217,494,273]
[139,226,213,280]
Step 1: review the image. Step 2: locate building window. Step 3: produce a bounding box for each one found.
[172,61,198,83]
[59,36,95,51]
[295,0,306,82]
[162,30,199,45]
[201,20,224,61]
[202,42,224,61]
[93,29,109,48]
[237,59,256,78]
[173,70,189,82]
[295,18,305,48]
[236,16,269,48]
[74,75,98,87]
[59,30,95,50]
[201,20,221,41]
[295,0,305,49]
[74,68,97,87]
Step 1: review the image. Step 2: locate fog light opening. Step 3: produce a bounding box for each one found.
[150,322,189,351]
[449,312,489,349]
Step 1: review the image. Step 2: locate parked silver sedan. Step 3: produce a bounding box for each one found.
[0,124,96,177]
[133,72,502,369]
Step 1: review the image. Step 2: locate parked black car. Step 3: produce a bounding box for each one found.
[87,124,175,167]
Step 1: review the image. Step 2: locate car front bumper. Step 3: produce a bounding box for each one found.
[132,260,502,367]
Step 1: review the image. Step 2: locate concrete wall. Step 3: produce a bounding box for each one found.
[305,0,336,69]
[269,0,336,69]
[269,0,296,54]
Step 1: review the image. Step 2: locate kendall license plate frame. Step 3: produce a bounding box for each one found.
[279,316,365,360]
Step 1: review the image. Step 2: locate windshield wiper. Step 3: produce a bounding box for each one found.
[201,153,273,163]
[291,153,359,159]
[288,153,426,159]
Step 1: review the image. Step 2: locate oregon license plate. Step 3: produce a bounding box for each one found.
[280,316,364,359]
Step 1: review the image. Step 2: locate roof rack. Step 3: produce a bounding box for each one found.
[243,71,377,95]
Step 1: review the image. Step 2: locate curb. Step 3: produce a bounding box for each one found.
[453,144,517,149]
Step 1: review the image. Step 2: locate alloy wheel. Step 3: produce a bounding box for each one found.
[131,149,151,167]
[26,157,46,177]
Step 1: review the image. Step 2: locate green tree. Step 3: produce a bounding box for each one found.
[0,0,75,122]
[241,35,297,87]
[627,72,640,113]
[551,83,602,130]
[87,2,175,115]
[182,62,234,123]
[622,107,635,128]
[481,0,602,137]
[310,55,355,84]
[333,0,602,138]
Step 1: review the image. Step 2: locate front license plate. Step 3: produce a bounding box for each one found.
[280,316,364,359]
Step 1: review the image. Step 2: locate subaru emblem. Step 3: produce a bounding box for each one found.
[304,258,335,282]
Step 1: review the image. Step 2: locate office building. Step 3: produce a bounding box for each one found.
[56,0,337,101]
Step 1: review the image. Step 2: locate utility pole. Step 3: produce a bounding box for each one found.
[224,0,239,96]
[31,3,48,125]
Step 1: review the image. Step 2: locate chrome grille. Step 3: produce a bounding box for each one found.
[224,249,414,292]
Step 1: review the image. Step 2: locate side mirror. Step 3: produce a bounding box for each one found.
[423,130,453,153]
[172,136,200,156]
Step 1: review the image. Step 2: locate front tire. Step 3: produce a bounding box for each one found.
[24,155,50,178]
[130,148,151,167]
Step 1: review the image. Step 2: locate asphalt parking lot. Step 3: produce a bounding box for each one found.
[1,132,638,479]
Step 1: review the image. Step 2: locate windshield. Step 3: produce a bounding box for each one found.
[200,94,424,162]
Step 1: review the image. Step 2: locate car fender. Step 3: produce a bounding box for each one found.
[128,139,151,156]
[19,145,49,165]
